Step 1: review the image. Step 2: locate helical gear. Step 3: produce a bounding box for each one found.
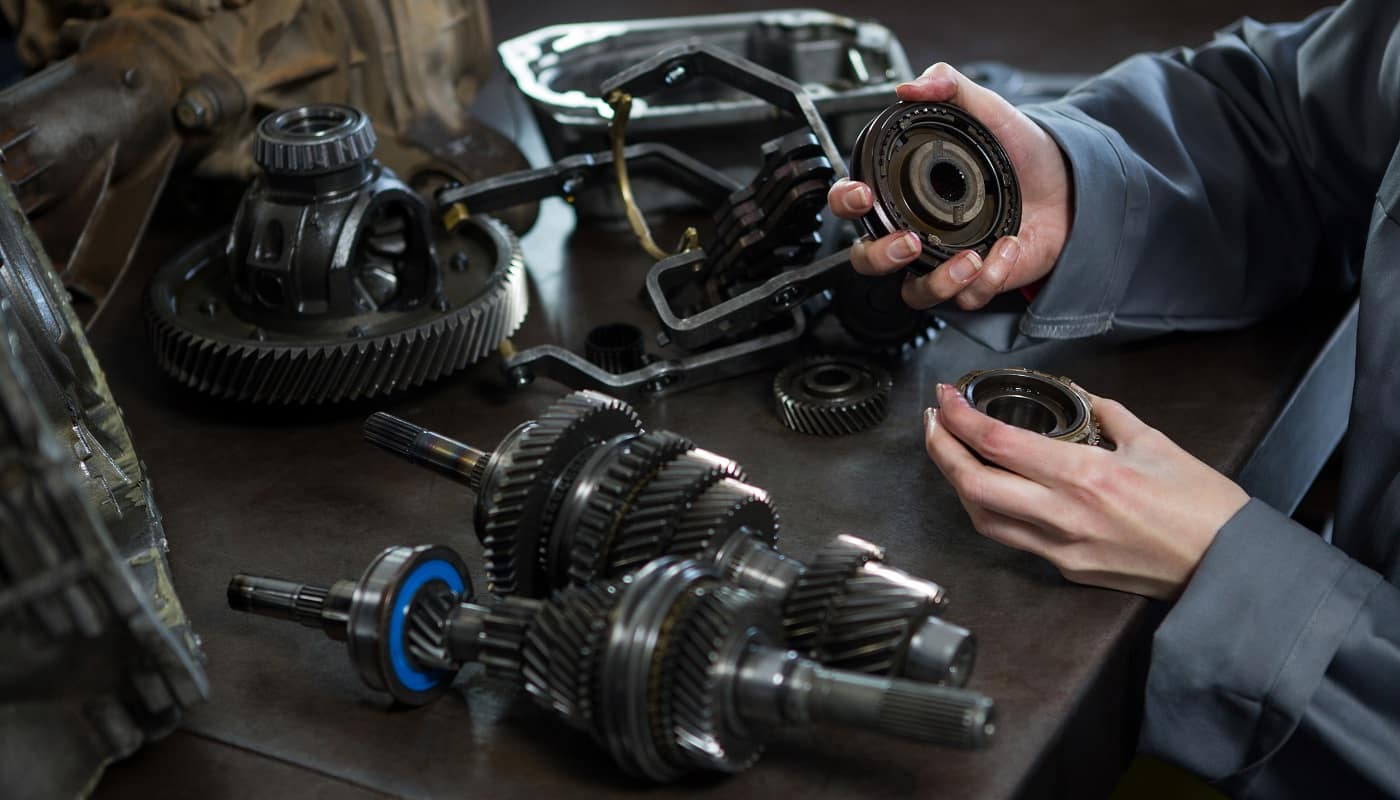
[772,355,893,436]
[609,449,747,572]
[478,596,541,681]
[782,535,886,653]
[477,391,643,595]
[565,430,696,586]
[810,567,946,675]
[668,478,780,562]
[521,582,620,730]
[405,583,460,672]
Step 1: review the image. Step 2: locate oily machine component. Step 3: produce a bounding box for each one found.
[772,354,894,436]
[955,367,1102,446]
[850,101,1022,274]
[362,390,976,687]
[0,165,206,795]
[230,552,996,780]
[0,0,526,321]
[147,104,528,404]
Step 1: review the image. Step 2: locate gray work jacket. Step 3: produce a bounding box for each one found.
[1014,0,1400,794]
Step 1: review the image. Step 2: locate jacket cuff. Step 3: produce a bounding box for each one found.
[1141,498,1383,783]
[1017,103,1150,338]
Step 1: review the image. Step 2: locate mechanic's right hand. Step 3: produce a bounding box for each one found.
[829,63,1073,311]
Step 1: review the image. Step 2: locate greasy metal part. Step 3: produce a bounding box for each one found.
[230,551,996,781]
[0,0,526,321]
[772,354,893,436]
[831,270,945,355]
[498,10,911,218]
[851,102,1022,275]
[584,323,648,374]
[954,367,1102,446]
[0,168,207,796]
[229,545,474,706]
[362,391,975,686]
[147,104,530,404]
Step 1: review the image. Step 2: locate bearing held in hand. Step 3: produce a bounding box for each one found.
[850,102,1020,275]
[954,368,1101,446]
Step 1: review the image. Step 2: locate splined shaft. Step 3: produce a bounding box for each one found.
[363,392,977,688]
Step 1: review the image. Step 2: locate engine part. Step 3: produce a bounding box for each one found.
[0,0,527,322]
[0,166,206,796]
[362,390,976,687]
[584,323,649,374]
[850,101,1022,275]
[954,367,1102,446]
[831,269,945,355]
[230,554,997,781]
[498,10,913,219]
[147,104,529,405]
[773,354,894,436]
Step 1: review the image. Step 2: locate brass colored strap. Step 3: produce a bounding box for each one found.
[606,90,698,261]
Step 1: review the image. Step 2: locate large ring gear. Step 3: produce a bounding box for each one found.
[147,104,529,404]
[229,553,997,781]
[362,389,976,687]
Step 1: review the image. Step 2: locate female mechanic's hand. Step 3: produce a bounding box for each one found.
[829,63,1073,311]
[925,383,1250,600]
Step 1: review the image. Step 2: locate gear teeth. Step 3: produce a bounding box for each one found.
[479,391,643,596]
[668,586,766,772]
[478,596,541,682]
[147,216,529,405]
[610,449,747,573]
[521,582,620,730]
[810,571,943,675]
[668,479,780,563]
[772,355,892,436]
[405,583,459,672]
[567,430,696,585]
[781,535,885,654]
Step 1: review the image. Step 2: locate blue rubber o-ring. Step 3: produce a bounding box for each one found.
[388,560,466,693]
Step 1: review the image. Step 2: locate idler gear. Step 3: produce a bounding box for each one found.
[148,103,529,404]
[231,553,998,781]
[851,101,1021,275]
[773,355,893,436]
[362,391,977,688]
[954,367,1101,446]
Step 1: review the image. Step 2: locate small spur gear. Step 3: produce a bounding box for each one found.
[773,355,893,436]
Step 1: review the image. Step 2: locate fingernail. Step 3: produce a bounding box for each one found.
[948,250,983,282]
[933,382,945,406]
[997,236,1021,264]
[889,232,920,261]
[854,183,873,207]
[924,407,937,432]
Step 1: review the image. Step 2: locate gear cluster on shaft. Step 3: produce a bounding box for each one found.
[231,552,997,782]
[363,390,975,688]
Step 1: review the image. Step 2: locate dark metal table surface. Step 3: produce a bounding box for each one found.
[93,0,1333,798]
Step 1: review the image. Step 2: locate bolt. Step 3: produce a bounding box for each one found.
[174,86,219,132]
[771,286,801,308]
[655,331,671,348]
[663,63,688,86]
[450,252,470,272]
[508,366,533,387]
[561,176,583,197]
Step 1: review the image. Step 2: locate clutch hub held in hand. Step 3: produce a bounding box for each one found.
[850,101,1022,275]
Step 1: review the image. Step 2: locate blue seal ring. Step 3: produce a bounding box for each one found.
[387,559,466,692]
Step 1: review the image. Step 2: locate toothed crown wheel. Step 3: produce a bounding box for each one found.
[147,103,528,405]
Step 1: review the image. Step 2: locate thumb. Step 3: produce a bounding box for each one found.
[1084,392,1149,447]
[896,63,1020,138]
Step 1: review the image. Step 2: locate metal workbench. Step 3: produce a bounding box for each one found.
[93,0,1335,797]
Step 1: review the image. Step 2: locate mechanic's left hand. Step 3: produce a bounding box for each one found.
[925,383,1250,600]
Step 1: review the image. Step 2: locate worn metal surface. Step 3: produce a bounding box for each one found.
[95,0,1332,797]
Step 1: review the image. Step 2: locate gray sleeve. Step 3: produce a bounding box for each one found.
[1016,0,1400,339]
[1143,499,1400,796]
